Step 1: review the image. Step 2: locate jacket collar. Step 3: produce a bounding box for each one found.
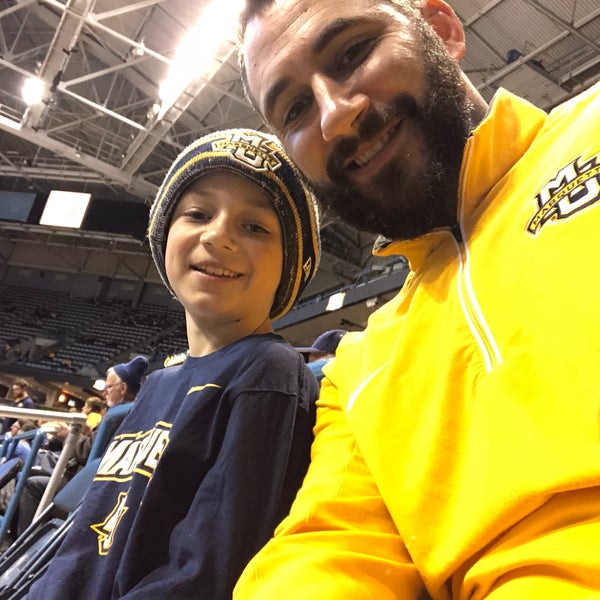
[374,89,547,271]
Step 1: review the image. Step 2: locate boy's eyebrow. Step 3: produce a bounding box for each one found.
[262,17,358,122]
[179,185,275,212]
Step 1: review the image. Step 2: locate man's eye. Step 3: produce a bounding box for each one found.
[339,39,373,70]
[283,96,311,126]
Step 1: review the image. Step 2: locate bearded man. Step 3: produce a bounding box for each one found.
[235,0,600,598]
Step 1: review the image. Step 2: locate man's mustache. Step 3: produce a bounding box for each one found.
[326,95,423,183]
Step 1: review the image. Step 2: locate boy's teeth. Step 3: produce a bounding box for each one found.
[200,265,238,277]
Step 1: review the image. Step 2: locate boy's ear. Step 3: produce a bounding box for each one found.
[420,0,466,60]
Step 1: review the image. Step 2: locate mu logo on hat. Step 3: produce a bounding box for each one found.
[212,130,282,173]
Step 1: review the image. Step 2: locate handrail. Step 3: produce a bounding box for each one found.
[0,406,87,516]
[0,428,47,545]
[0,406,86,426]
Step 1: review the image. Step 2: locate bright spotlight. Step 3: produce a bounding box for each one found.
[22,77,45,106]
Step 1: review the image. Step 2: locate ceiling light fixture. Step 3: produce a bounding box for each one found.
[158,0,243,117]
[92,379,106,391]
[22,76,45,106]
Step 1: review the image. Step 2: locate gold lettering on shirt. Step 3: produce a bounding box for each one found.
[95,422,172,482]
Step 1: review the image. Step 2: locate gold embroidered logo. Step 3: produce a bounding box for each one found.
[91,492,129,556]
[526,152,600,236]
[212,131,282,172]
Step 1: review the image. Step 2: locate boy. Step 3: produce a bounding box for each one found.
[25,128,321,599]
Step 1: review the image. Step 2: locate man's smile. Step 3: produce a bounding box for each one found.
[349,119,402,169]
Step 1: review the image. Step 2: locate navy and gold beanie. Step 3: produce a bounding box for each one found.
[148,128,321,321]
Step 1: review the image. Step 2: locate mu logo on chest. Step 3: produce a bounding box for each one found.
[527,152,600,236]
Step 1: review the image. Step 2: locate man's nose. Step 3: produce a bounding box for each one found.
[312,74,368,142]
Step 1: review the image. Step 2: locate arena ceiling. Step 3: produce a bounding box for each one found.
[0,0,599,329]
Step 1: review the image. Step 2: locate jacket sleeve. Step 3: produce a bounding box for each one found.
[117,387,314,600]
[234,376,426,600]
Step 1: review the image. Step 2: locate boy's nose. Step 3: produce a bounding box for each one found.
[200,215,237,251]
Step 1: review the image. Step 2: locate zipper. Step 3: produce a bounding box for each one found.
[452,138,503,373]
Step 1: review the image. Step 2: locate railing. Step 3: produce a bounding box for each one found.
[0,405,86,517]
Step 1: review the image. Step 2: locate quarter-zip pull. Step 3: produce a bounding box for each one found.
[450,221,463,244]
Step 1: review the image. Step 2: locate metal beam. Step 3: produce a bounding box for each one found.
[0,0,38,21]
[523,0,600,54]
[0,120,157,197]
[94,0,166,21]
[24,0,98,130]
[120,45,237,175]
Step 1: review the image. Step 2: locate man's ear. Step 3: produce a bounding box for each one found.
[421,0,466,60]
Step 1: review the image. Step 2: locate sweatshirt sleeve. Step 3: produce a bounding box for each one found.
[234,376,427,600]
[116,386,314,600]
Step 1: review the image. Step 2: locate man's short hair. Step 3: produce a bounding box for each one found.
[13,379,28,388]
[239,0,420,34]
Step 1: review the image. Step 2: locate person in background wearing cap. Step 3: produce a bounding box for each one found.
[103,355,148,408]
[15,357,149,538]
[297,329,347,382]
[25,128,321,600]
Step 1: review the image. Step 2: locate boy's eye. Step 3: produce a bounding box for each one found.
[184,209,210,221]
[245,222,270,235]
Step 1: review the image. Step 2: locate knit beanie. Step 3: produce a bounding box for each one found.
[148,128,321,321]
[113,356,149,394]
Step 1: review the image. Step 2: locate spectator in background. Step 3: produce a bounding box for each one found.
[8,419,38,465]
[1,379,35,435]
[103,356,148,408]
[296,329,347,382]
[0,419,38,519]
[82,397,103,434]
[16,357,149,537]
[0,419,38,467]
[39,421,69,453]
[10,381,33,411]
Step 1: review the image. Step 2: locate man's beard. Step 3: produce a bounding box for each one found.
[309,22,474,241]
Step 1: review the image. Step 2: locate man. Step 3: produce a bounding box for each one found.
[9,380,34,410]
[103,355,148,408]
[236,1,600,598]
[16,357,149,536]
[1,379,35,435]
[296,329,347,382]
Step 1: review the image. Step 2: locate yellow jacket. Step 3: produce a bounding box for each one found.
[235,85,600,599]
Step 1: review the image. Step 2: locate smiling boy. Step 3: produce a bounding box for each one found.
[24,128,321,600]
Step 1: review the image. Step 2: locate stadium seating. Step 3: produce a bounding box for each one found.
[0,402,133,598]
